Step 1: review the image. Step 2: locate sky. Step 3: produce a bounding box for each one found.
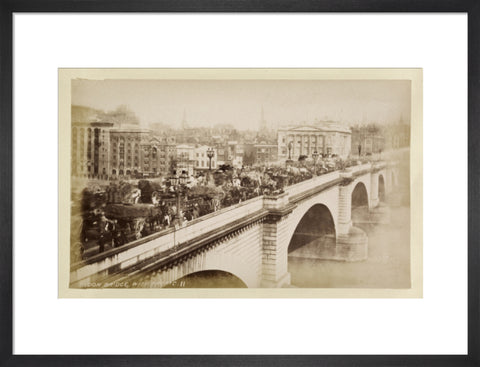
[71,79,411,130]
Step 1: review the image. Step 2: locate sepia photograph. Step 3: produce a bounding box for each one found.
[59,69,422,297]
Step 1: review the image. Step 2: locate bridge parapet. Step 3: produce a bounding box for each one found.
[348,162,373,175]
[173,196,264,244]
[285,170,341,197]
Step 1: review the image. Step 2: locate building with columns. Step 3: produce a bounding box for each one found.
[277,122,352,160]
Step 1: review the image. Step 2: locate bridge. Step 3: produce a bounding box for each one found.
[70,162,399,289]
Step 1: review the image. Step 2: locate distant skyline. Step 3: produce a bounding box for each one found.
[72,79,411,130]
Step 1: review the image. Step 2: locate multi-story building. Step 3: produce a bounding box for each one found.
[214,141,244,168]
[215,144,227,166]
[157,134,177,170]
[277,121,351,160]
[194,145,217,171]
[72,105,177,179]
[254,143,278,165]
[243,143,278,166]
[351,125,385,155]
[176,144,196,176]
[351,122,410,155]
[230,141,244,168]
[71,121,114,178]
[383,123,410,150]
[109,127,176,177]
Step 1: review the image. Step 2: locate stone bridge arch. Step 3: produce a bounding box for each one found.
[284,187,340,252]
[351,181,369,208]
[287,203,336,253]
[142,250,259,288]
[352,175,372,209]
[165,270,248,288]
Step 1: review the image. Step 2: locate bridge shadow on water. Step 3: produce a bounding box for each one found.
[288,205,410,289]
[288,203,337,259]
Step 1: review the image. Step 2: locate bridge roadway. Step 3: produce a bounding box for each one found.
[70,161,398,288]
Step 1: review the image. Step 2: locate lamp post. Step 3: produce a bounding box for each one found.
[169,171,189,226]
[207,147,215,171]
[312,150,319,176]
[286,141,294,167]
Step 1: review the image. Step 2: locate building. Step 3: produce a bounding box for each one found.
[176,144,196,176]
[230,141,244,168]
[351,125,385,155]
[277,121,352,160]
[214,141,243,168]
[109,127,176,178]
[71,105,177,179]
[194,145,217,171]
[383,123,410,150]
[244,142,278,166]
[350,122,410,155]
[254,143,278,165]
[71,121,114,178]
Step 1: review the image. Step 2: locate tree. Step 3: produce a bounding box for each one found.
[100,105,139,126]
[138,180,163,203]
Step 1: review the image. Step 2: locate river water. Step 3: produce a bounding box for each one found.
[288,204,411,288]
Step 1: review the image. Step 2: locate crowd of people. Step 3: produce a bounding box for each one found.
[73,156,368,261]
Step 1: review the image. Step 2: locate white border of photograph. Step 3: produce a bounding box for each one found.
[13,13,467,355]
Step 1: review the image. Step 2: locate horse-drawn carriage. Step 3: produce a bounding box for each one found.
[78,203,161,259]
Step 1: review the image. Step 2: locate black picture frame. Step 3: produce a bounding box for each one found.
[1,1,478,366]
